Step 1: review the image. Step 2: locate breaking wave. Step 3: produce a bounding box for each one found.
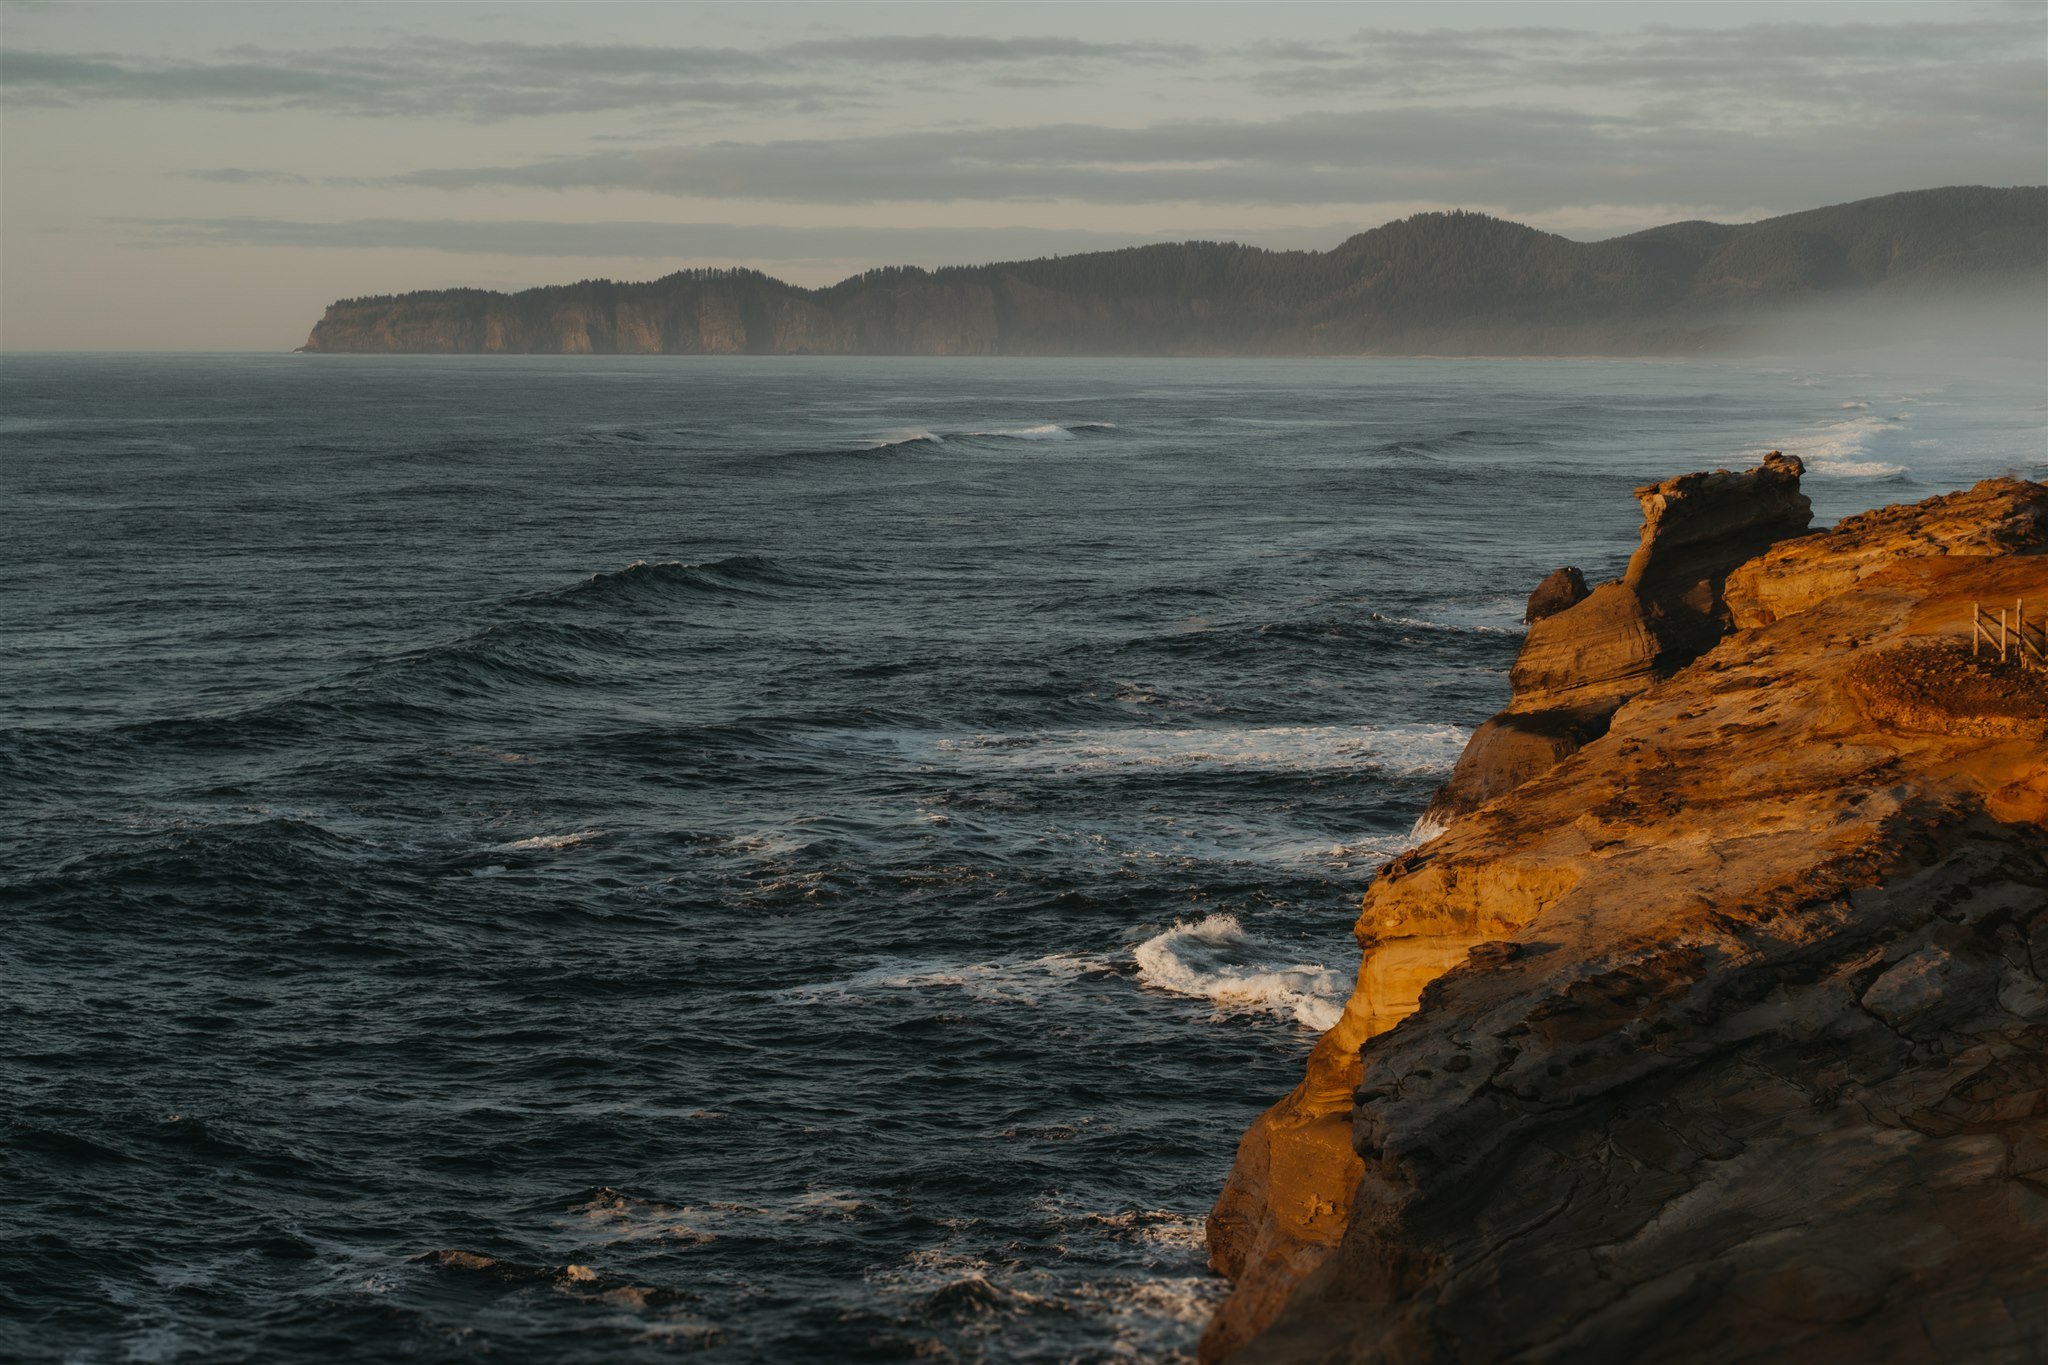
[964,423,1074,441]
[779,952,1114,1007]
[961,421,1118,441]
[495,830,602,852]
[1811,459,1908,478]
[1782,411,1910,479]
[1133,914,1350,1030]
[791,421,1116,455]
[932,723,1469,777]
[865,428,944,450]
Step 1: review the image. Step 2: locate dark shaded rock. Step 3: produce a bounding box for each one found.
[1621,450,1812,656]
[1228,834,2048,1365]
[1427,709,1610,819]
[1524,567,1588,624]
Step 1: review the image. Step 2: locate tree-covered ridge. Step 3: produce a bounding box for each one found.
[303,186,2047,355]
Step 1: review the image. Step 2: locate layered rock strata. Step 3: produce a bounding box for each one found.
[1204,471,2048,1363]
[1424,452,1811,825]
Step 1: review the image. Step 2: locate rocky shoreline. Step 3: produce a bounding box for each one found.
[1203,461,2048,1361]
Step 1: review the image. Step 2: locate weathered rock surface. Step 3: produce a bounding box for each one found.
[1204,473,2048,1364]
[1726,476,2048,628]
[1425,453,1812,825]
[1523,568,1589,624]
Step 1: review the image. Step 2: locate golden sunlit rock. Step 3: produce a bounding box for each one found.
[1204,464,2048,1363]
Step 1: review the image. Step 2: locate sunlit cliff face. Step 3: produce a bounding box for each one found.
[1204,469,2048,1361]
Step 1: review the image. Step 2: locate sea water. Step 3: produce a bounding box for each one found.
[3,354,2042,1362]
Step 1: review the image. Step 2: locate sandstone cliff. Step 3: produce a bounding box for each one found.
[1204,466,2048,1363]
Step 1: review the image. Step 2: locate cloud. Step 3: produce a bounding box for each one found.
[0,46,839,118]
[112,215,1233,263]
[378,100,2045,216]
[1249,16,2044,101]
[779,35,1196,65]
[0,34,1194,120]
[15,15,2040,225]
[181,167,310,185]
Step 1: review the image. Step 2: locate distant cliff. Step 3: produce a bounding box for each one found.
[1203,464,2048,1362]
[300,186,2046,357]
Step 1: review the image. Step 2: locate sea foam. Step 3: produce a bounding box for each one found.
[933,723,1469,777]
[964,423,1076,441]
[1779,411,1909,478]
[1133,913,1350,1030]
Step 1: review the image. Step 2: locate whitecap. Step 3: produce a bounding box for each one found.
[863,428,943,450]
[790,1191,864,1216]
[931,723,1469,777]
[1810,459,1907,478]
[1407,812,1449,844]
[963,423,1076,441]
[1369,612,1518,636]
[777,951,1112,1007]
[498,830,601,851]
[1766,410,1911,481]
[1133,913,1350,1030]
[567,1189,715,1246]
[716,830,811,859]
[1078,1209,1209,1253]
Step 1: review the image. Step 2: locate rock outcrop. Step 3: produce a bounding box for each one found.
[1424,452,1811,825]
[1203,471,2048,1363]
[1522,568,1588,625]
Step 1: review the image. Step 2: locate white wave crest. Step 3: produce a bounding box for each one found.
[965,423,1077,441]
[778,951,1111,1006]
[934,723,1469,777]
[1370,612,1518,636]
[1811,459,1906,478]
[1774,411,1910,480]
[863,429,942,449]
[497,830,601,851]
[1133,913,1350,1030]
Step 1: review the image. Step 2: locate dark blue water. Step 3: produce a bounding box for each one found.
[3,354,2041,1363]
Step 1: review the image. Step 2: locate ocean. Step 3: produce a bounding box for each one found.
[3,353,2043,1363]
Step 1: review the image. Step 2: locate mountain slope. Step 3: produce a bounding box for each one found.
[299,186,2046,356]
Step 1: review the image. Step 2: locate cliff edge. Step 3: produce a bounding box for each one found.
[1204,464,2048,1362]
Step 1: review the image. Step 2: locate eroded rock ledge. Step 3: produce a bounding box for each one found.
[1204,464,2048,1363]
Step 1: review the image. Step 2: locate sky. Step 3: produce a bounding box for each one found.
[2,0,2043,350]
